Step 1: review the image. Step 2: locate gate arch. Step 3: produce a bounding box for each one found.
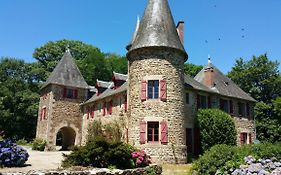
[56,127,76,150]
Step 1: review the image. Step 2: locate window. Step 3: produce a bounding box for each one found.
[220,99,229,113]
[246,103,250,117]
[186,93,189,104]
[40,107,47,121]
[238,102,246,117]
[147,122,159,143]
[148,80,159,99]
[63,87,78,99]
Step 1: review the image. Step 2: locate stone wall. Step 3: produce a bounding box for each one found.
[127,47,187,163]
[1,165,162,175]
[81,91,128,144]
[36,84,88,150]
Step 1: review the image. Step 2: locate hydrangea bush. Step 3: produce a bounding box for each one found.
[0,140,29,167]
[131,150,151,167]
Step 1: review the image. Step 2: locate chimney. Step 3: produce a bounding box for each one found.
[204,57,215,88]
[176,21,184,45]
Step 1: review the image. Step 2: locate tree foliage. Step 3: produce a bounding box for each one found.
[228,54,281,103]
[196,109,237,153]
[0,58,39,141]
[184,63,203,77]
[33,39,127,85]
[228,54,281,143]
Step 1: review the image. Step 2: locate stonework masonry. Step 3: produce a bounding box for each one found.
[127,48,187,163]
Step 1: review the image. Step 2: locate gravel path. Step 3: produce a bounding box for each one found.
[0,146,70,173]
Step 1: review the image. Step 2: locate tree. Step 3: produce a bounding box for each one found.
[0,58,39,141]
[228,54,281,103]
[33,39,128,85]
[184,63,203,77]
[196,109,237,153]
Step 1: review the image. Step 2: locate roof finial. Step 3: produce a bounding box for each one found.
[208,54,211,64]
[66,45,70,53]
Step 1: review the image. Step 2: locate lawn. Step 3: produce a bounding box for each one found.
[162,164,192,175]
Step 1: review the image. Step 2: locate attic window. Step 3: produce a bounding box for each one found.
[224,82,229,86]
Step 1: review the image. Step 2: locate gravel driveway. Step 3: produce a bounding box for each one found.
[0,146,70,173]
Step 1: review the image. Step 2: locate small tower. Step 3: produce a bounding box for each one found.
[36,49,89,150]
[126,0,188,163]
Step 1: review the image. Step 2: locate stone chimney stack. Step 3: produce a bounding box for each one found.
[176,21,184,45]
[204,56,215,88]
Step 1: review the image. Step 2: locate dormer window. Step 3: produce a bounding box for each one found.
[63,87,78,99]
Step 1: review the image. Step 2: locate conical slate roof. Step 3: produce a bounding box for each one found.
[41,49,89,89]
[128,0,187,57]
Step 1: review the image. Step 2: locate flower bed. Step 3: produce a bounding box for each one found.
[0,140,29,167]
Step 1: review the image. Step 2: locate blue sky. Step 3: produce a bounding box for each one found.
[0,0,280,73]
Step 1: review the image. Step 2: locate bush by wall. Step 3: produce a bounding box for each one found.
[196,109,237,153]
[192,143,281,175]
[62,136,150,169]
[0,140,29,167]
[32,138,47,151]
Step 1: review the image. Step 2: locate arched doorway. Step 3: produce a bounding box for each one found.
[56,127,76,151]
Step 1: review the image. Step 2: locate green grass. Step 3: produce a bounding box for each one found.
[162,164,192,175]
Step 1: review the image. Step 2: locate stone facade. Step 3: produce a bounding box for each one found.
[36,84,88,150]
[127,48,187,163]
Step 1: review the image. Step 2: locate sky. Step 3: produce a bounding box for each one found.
[0,0,281,73]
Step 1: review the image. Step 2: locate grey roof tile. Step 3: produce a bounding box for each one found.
[42,49,89,89]
[128,0,187,58]
[194,63,256,102]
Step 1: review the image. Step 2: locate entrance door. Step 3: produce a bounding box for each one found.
[186,128,193,154]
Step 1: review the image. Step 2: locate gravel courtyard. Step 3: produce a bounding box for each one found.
[0,146,70,173]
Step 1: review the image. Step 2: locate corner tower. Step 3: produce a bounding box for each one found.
[36,49,89,150]
[126,0,188,163]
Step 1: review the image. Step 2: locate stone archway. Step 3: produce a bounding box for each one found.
[56,127,76,151]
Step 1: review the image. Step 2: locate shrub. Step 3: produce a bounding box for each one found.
[192,143,281,175]
[16,139,28,146]
[62,136,141,169]
[32,138,47,151]
[0,140,29,167]
[196,109,237,152]
[88,119,124,143]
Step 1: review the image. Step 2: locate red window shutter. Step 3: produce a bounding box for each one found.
[109,101,113,115]
[91,106,95,119]
[160,80,167,101]
[140,121,146,144]
[220,99,224,110]
[208,96,211,108]
[43,108,47,120]
[140,80,147,101]
[126,128,129,143]
[124,95,127,112]
[74,89,78,99]
[63,88,67,98]
[240,133,244,144]
[103,103,106,116]
[249,133,252,144]
[86,107,90,119]
[197,94,201,110]
[230,100,234,114]
[160,120,168,144]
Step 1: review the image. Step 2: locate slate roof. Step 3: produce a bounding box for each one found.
[96,80,113,89]
[127,0,187,58]
[83,81,128,105]
[194,62,256,102]
[113,72,128,81]
[42,49,89,89]
[184,74,214,93]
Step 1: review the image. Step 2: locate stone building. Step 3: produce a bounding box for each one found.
[36,0,256,163]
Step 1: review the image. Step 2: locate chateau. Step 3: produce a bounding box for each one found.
[36,0,256,163]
